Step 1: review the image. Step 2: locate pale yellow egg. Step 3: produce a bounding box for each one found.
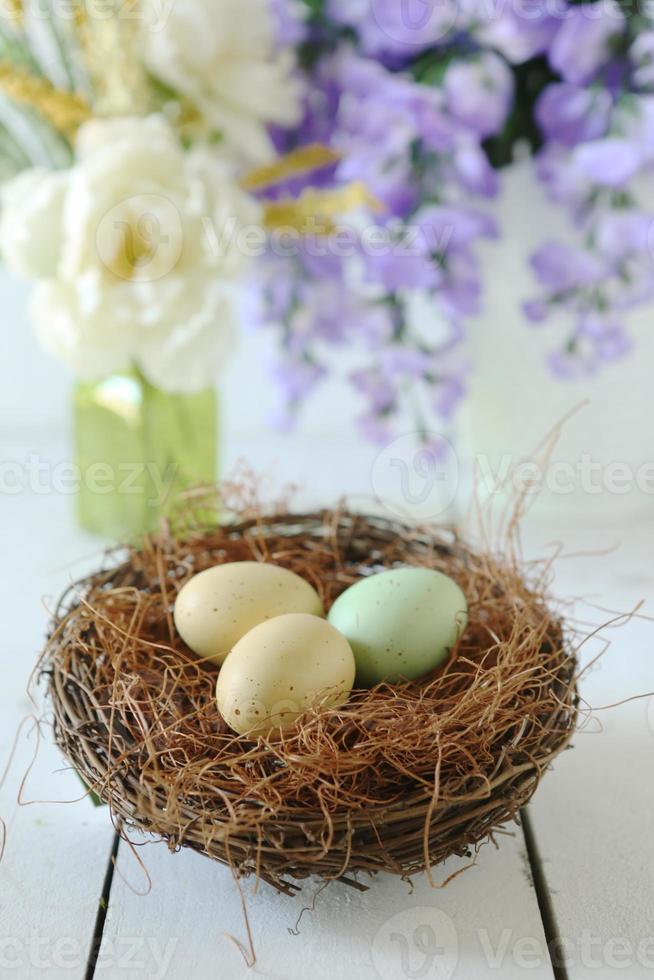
[216,613,355,736]
[174,562,323,665]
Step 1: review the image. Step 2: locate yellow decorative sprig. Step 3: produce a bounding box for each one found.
[0,0,23,25]
[241,143,341,193]
[72,0,150,115]
[263,181,384,233]
[0,60,90,139]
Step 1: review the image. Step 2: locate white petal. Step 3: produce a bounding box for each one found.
[31,281,133,379]
[136,278,237,392]
[0,169,68,278]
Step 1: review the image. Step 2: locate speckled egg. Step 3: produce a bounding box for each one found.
[327,567,468,686]
[173,562,323,665]
[216,613,356,736]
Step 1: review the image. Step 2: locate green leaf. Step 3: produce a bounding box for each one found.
[0,94,73,168]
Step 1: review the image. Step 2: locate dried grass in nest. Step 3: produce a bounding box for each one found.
[42,503,579,895]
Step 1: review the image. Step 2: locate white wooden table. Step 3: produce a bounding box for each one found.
[1,427,653,980]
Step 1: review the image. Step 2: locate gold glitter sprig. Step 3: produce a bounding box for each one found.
[73,0,150,115]
[263,181,384,233]
[241,143,341,193]
[0,60,90,138]
[0,0,23,25]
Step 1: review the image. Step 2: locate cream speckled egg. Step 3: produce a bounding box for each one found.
[327,567,467,687]
[216,613,356,736]
[174,562,323,665]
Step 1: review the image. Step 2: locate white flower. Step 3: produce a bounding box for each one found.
[32,277,237,394]
[142,0,304,164]
[134,277,238,393]
[0,115,261,392]
[0,168,68,277]
[31,281,135,381]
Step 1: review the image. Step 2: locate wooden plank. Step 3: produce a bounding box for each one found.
[99,829,554,980]
[0,791,116,980]
[0,460,119,979]
[523,517,654,980]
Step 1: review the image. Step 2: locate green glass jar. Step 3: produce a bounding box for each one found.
[73,371,217,539]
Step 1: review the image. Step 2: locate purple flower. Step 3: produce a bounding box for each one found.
[432,376,466,419]
[453,140,500,197]
[326,48,443,213]
[471,0,558,65]
[522,298,550,323]
[530,241,605,291]
[594,210,653,260]
[547,349,596,379]
[535,144,592,218]
[350,366,396,414]
[615,95,654,162]
[355,303,397,347]
[270,0,307,46]
[269,356,327,426]
[414,90,460,154]
[572,138,642,187]
[549,1,625,86]
[594,325,632,361]
[357,411,395,444]
[578,313,620,340]
[438,249,484,316]
[327,0,460,61]
[551,316,633,376]
[417,205,498,249]
[253,0,650,437]
[443,53,514,138]
[379,347,432,379]
[631,33,654,90]
[361,246,442,291]
[535,83,612,147]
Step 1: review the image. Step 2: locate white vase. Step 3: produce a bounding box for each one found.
[459,159,654,521]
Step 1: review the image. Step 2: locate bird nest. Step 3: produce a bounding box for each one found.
[43,506,579,894]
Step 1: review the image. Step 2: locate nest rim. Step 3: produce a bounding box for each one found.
[43,508,579,894]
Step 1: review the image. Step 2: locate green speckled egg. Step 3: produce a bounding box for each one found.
[327,567,467,687]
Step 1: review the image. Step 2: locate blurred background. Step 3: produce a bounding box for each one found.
[1,0,653,537]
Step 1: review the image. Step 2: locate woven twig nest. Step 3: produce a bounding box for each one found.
[44,508,578,893]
